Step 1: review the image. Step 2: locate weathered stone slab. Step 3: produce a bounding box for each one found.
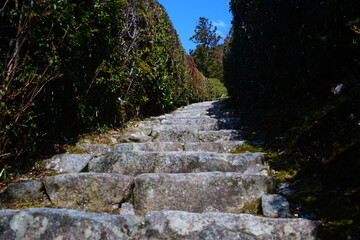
[0,208,145,240]
[156,114,213,120]
[113,141,246,153]
[88,151,264,175]
[3,181,45,202]
[152,124,218,131]
[76,143,112,154]
[44,154,92,173]
[123,127,153,136]
[243,164,269,175]
[117,133,152,143]
[151,130,243,142]
[43,173,134,213]
[114,142,184,152]
[160,118,218,125]
[198,130,243,142]
[184,141,245,153]
[262,194,291,218]
[151,130,199,142]
[134,172,275,215]
[145,211,319,240]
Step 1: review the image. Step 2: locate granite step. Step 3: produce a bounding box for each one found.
[133,172,275,216]
[113,141,245,153]
[151,129,242,142]
[88,151,264,175]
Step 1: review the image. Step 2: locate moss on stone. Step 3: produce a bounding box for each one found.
[230,144,262,154]
[238,198,262,215]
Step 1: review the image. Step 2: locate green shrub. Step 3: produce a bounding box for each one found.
[0,0,214,167]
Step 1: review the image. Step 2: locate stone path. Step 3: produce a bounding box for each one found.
[0,100,318,239]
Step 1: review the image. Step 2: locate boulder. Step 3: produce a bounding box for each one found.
[145,211,319,240]
[133,172,275,215]
[88,151,264,175]
[43,173,134,213]
[262,194,291,218]
[0,208,145,240]
[44,154,92,173]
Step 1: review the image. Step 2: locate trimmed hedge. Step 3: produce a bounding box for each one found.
[0,0,212,165]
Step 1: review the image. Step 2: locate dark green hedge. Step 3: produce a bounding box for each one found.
[0,0,210,165]
[224,0,360,237]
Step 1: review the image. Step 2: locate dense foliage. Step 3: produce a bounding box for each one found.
[0,0,212,166]
[190,17,224,80]
[225,0,360,238]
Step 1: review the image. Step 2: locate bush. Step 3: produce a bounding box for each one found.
[0,0,213,167]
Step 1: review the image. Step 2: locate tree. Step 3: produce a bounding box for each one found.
[190,17,221,48]
[189,17,221,78]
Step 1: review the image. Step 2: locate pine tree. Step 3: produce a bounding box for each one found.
[189,17,221,78]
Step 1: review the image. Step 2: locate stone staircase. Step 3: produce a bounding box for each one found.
[0,100,318,239]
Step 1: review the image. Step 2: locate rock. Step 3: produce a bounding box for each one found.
[88,151,264,175]
[76,143,112,154]
[133,172,275,215]
[262,194,291,218]
[124,127,153,136]
[145,211,319,240]
[243,164,269,175]
[198,130,243,142]
[114,142,184,152]
[151,130,199,142]
[0,208,145,240]
[120,203,136,215]
[117,133,152,143]
[137,120,161,128]
[44,154,92,173]
[278,183,297,196]
[43,173,134,213]
[4,181,45,202]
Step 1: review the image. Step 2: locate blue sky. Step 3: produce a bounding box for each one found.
[157,0,232,53]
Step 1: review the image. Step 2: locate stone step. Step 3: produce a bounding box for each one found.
[113,141,245,153]
[75,143,112,154]
[0,208,318,240]
[184,141,245,152]
[88,151,263,175]
[151,124,218,131]
[0,208,145,239]
[161,117,240,125]
[43,173,134,213]
[114,142,184,152]
[155,109,240,120]
[145,211,319,240]
[133,172,275,216]
[152,129,242,142]
[138,118,241,130]
[44,154,93,173]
